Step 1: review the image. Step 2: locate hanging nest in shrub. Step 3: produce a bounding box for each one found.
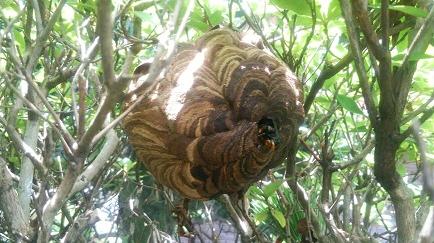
[123,28,304,200]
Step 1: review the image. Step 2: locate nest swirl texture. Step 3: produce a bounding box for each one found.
[123,28,304,200]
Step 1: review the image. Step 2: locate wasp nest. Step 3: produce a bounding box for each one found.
[123,28,304,200]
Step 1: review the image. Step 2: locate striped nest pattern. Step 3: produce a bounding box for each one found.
[123,28,304,200]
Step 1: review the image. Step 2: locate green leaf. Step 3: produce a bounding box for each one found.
[209,11,224,26]
[13,28,25,53]
[263,180,283,198]
[188,19,209,32]
[247,186,264,199]
[255,210,269,222]
[327,0,342,20]
[337,94,363,115]
[389,5,427,18]
[351,125,368,132]
[188,9,210,32]
[396,162,407,176]
[270,0,311,16]
[132,0,155,11]
[134,12,152,22]
[271,209,286,228]
[392,53,405,61]
[408,53,434,61]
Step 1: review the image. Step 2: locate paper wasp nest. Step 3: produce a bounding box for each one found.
[123,28,304,200]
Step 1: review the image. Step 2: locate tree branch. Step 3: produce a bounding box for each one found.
[69,127,119,196]
[304,53,352,113]
[339,0,378,127]
[351,0,385,61]
[330,138,375,171]
[400,105,434,141]
[395,6,434,119]
[26,0,67,70]
[97,0,115,88]
[0,157,30,241]
[0,116,45,173]
[0,5,26,50]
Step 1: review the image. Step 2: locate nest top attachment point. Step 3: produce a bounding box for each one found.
[123,28,304,200]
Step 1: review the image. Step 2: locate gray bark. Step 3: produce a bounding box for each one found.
[0,157,30,241]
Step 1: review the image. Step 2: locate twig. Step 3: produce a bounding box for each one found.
[91,0,195,145]
[0,5,27,49]
[294,0,316,72]
[6,48,75,151]
[97,0,115,88]
[0,116,45,173]
[70,37,100,137]
[400,105,434,141]
[339,0,378,127]
[394,6,434,118]
[380,0,389,51]
[401,90,434,125]
[304,53,352,113]
[351,0,385,61]
[31,0,43,33]
[299,138,321,163]
[25,0,67,70]
[418,206,434,243]
[235,1,280,59]
[411,120,434,200]
[318,203,346,243]
[330,138,375,171]
[3,78,72,156]
[69,125,119,196]
[218,195,253,241]
[61,210,100,242]
[76,1,122,156]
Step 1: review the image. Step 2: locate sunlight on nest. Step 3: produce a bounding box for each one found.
[165,49,206,120]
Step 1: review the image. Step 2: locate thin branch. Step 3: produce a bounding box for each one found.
[61,210,100,242]
[45,67,77,90]
[218,195,253,240]
[0,5,27,49]
[339,0,378,127]
[77,76,86,138]
[69,127,119,196]
[97,0,115,88]
[395,6,434,118]
[25,0,67,70]
[70,37,100,136]
[299,138,322,163]
[31,0,43,33]
[418,207,434,243]
[3,78,72,156]
[400,105,434,141]
[318,204,346,243]
[6,47,75,150]
[380,0,389,51]
[352,0,385,61]
[39,163,82,242]
[0,116,46,173]
[304,53,352,113]
[411,120,434,200]
[401,90,434,125]
[331,138,375,171]
[91,0,195,145]
[352,0,394,119]
[235,1,280,59]
[400,6,434,67]
[21,69,75,148]
[295,0,316,72]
